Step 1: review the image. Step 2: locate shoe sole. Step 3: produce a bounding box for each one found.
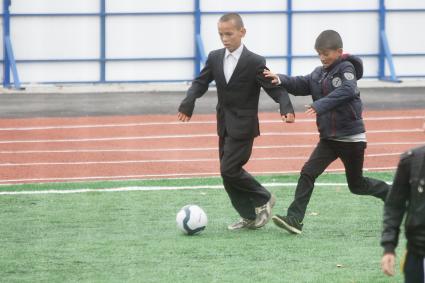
[272,216,302,234]
[228,220,255,231]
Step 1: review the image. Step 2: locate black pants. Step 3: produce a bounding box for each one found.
[287,139,390,221]
[404,251,425,283]
[219,135,270,220]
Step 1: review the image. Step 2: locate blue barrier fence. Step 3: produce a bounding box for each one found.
[2,0,425,88]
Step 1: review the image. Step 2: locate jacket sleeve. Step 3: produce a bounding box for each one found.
[381,152,411,254]
[312,63,357,115]
[277,74,312,96]
[178,53,214,117]
[257,64,294,115]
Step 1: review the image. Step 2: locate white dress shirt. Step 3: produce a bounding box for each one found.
[224,44,244,83]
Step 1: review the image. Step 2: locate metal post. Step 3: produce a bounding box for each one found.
[194,0,201,76]
[378,0,386,79]
[286,0,292,75]
[2,0,21,89]
[380,31,398,81]
[378,0,399,82]
[196,34,206,65]
[3,0,11,87]
[100,0,106,83]
[4,36,21,88]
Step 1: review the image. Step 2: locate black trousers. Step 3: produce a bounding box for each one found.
[219,135,270,220]
[287,139,390,221]
[404,251,424,283]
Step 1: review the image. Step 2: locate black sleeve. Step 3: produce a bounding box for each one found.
[178,53,214,117]
[277,73,312,96]
[381,153,411,254]
[257,64,294,115]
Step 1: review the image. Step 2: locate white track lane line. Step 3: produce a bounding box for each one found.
[0,141,423,155]
[0,128,423,144]
[0,167,396,185]
[0,152,403,167]
[0,115,423,131]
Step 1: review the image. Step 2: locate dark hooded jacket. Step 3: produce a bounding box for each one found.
[278,54,365,139]
[381,145,425,256]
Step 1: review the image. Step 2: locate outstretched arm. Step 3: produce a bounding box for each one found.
[263,69,312,96]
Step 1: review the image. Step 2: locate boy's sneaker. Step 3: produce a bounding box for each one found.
[227,218,255,230]
[272,215,303,234]
[253,194,276,229]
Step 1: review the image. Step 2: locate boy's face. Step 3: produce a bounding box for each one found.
[218,20,246,52]
[316,48,343,68]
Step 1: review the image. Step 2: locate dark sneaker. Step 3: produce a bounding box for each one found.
[227,218,255,230]
[272,215,303,234]
[253,194,276,229]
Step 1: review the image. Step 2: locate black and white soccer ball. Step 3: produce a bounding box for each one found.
[176,205,208,235]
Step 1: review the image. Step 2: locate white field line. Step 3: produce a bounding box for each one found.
[0,172,257,185]
[0,181,396,196]
[0,128,423,144]
[0,141,423,155]
[0,152,403,167]
[0,115,423,131]
[0,167,396,185]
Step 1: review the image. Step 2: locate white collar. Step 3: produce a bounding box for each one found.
[225,44,244,60]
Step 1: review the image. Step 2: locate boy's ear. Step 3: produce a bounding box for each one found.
[240,27,246,37]
[337,48,343,55]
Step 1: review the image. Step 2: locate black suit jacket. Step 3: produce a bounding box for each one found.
[179,46,294,140]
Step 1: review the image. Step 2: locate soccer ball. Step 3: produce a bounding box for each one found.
[176,205,208,235]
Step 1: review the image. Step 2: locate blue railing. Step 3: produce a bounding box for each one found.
[2,0,425,88]
[2,0,21,88]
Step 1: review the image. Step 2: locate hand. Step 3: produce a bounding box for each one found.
[381,253,396,276]
[178,112,191,122]
[263,69,280,85]
[305,105,317,116]
[282,113,295,123]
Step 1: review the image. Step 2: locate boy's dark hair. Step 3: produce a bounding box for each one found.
[219,13,244,29]
[314,30,343,50]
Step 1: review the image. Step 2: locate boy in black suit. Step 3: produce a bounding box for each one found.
[264,30,390,234]
[178,13,295,230]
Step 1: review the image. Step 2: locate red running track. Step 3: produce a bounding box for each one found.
[0,109,423,184]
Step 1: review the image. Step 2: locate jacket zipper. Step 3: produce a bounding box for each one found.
[321,73,335,136]
[321,73,329,96]
[348,103,357,119]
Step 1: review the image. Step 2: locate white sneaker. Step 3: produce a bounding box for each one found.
[253,194,276,229]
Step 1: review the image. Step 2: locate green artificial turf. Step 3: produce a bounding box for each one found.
[0,172,404,282]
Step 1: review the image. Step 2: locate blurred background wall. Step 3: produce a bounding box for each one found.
[1,0,425,85]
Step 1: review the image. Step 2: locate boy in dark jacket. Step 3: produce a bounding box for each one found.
[264,30,390,234]
[381,145,425,282]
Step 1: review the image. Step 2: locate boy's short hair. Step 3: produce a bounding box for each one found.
[219,13,244,29]
[314,30,343,50]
